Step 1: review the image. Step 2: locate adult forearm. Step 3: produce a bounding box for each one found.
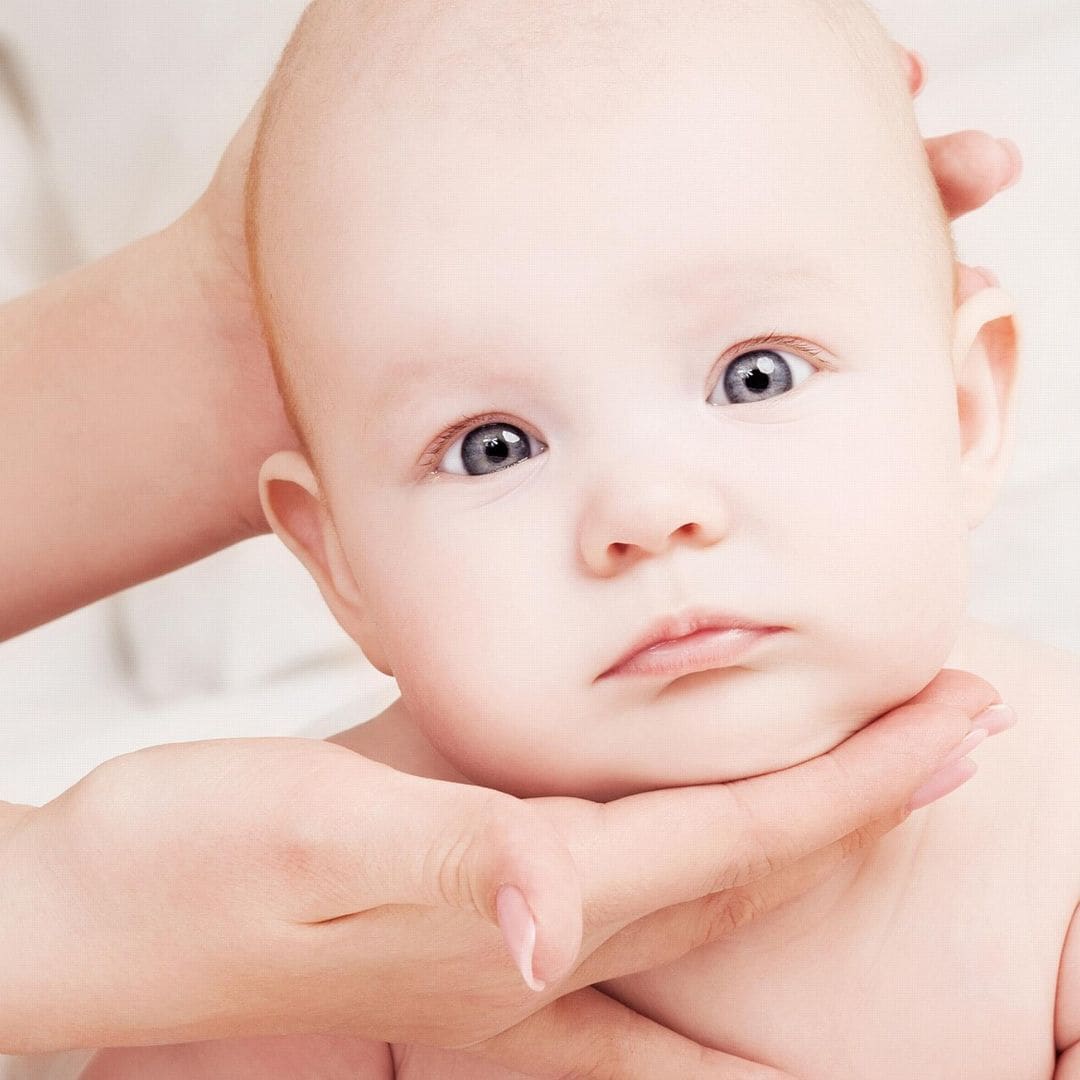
[0,213,288,643]
[0,802,35,843]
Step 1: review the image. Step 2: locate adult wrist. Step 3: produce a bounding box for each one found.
[0,801,36,845]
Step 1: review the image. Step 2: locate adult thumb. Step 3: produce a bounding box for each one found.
[286,752,583,992]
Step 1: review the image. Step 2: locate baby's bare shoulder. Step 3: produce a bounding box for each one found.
[958,616,1080,702]
[959,619,1080,828]
[927,620,1080,892]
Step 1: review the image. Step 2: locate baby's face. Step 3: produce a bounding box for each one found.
[261,1,970,799]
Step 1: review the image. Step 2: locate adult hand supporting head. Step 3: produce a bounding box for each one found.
[5,667,1006,1080]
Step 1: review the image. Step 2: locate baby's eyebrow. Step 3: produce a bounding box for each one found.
[372,349,549,421]
[371,257,830,413]
[637,257,830,319]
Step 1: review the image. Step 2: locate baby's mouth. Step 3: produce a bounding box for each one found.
[598,621,784,681]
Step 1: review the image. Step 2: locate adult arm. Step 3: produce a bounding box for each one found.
[0,100,291,643]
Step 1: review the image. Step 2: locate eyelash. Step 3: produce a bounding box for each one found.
[420,411,512,475]
[418,332,830,475]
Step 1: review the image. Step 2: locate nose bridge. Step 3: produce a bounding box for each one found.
[576,412,731,573]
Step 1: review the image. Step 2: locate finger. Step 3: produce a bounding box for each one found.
[275,747,583,989]
[578,813,896,986]
[926,130,1022,220]
[79,1036,394,1080]
[579,669,1000,926]
[894,43,926,97]
[459,986,796,1080]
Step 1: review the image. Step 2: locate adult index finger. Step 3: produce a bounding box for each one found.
[578,668,1002,929]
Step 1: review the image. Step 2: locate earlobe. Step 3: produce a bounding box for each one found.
[950,286,1021,529]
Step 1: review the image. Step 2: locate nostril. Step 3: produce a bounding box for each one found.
[672,522,703,544]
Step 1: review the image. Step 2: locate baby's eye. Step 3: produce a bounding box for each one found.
[707,347,816,407]
[431,417,548,477]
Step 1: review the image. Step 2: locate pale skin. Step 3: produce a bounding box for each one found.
[0,7,1035,1077]
[390,624,1080,1079]
[75,4,1065,1078]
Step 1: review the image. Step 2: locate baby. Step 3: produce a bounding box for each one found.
[88,0,1080,1076]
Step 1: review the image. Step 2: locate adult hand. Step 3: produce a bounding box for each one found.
[6,667,1006,1080]
[894,45,1023,217]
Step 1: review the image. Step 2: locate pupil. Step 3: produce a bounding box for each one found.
[485,433,510,462]
[744,361,771,392]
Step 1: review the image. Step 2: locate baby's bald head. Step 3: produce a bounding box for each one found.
[247,0,956,467]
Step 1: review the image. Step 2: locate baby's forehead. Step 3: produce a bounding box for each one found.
[305,0,875,124]
[265,0,913,264]
[252,0,953,449]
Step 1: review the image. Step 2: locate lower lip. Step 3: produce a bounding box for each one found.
[601,627,779,680]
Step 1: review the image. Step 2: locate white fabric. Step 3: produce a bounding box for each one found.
[0,1,1076,1075]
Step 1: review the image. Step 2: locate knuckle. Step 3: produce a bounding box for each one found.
[432,825,481,913]
[430,794,512,915]
[838,813,894,859]
[699,887,769,944]
[710,787,778,893]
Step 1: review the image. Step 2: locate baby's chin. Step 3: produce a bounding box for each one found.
[425,733,842,802]
[403,684,873,803]
[396,631,962,801]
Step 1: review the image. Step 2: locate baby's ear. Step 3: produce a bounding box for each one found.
[259,451,393,675]
[951,281,1021,530]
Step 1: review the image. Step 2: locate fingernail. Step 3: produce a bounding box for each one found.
[940,726,988,768]
[971,702,1017,736]
[997,138,1022,190]
[974,266,1001,288]
[496,884,546,993]
[905,757,979,814]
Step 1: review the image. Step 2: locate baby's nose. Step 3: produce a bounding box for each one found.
[578,474,730,577]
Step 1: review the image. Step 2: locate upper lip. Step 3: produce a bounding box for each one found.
[597,606,781,679]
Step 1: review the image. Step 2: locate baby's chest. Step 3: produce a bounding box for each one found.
[602,849,1073,1079]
